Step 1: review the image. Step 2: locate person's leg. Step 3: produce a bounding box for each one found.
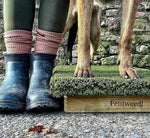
[4,0,35,32]
[3,0,35,54]
[26,0,70,111]
[35,0,70,54]
[0,0,35,112]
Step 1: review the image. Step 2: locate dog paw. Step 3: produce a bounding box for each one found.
[74,66,93,78]
[119,67,141,79]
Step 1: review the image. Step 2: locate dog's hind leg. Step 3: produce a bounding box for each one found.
[118,0,140,79]
[74,0,93,77]
[63,0,77,36]
[63,0,77,64]
[67,21,78,64]
[63,14,77,36]
[90,5,101,64]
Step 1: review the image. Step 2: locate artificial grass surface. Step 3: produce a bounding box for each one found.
[50,65,150,98]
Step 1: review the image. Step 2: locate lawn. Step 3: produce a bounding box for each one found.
[50,65,150,98]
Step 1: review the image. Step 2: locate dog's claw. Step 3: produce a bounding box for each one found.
[89,74,94,78]
[74,73,77,77]
[119,67,141,79]
[74,66,93,78]
[125,75,129,79]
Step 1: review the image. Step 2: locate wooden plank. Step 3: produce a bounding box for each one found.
[64,96,150,113]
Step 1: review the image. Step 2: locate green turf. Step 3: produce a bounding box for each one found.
[50,65,150,98]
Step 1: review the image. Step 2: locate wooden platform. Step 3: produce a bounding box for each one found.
[65,96,150,112]
[51,65,150,112]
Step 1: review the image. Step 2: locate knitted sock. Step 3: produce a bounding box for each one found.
[35,29,63,54]
[4,30,32,54]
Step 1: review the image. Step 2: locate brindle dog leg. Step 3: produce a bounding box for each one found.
[90,5,101,64]
[118,0,140,79]
[74,0,93,77]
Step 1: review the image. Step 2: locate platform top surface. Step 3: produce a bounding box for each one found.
[51,65,150,97]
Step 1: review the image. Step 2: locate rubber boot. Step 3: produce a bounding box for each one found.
[0,53,29,112]
[26,53,60,111]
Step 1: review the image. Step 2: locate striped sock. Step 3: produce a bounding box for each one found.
[4,30,32,54]
[35,29,63,55]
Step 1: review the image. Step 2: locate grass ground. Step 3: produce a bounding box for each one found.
[51,65,150,97]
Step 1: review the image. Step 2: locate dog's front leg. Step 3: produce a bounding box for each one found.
[118,0,140,79]
[74,0,93,77]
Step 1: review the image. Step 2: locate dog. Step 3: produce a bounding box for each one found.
[64,0,140,79]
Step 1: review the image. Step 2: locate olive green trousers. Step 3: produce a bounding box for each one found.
[3,0,69,33]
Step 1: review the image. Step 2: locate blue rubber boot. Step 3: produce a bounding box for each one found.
[0,53,29,112]
[26,53,60,111]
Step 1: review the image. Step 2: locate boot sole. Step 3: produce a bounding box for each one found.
[0,100,25,113]
[26,98,60,112]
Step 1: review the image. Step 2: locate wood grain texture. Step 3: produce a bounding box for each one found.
[65,96,150,113]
